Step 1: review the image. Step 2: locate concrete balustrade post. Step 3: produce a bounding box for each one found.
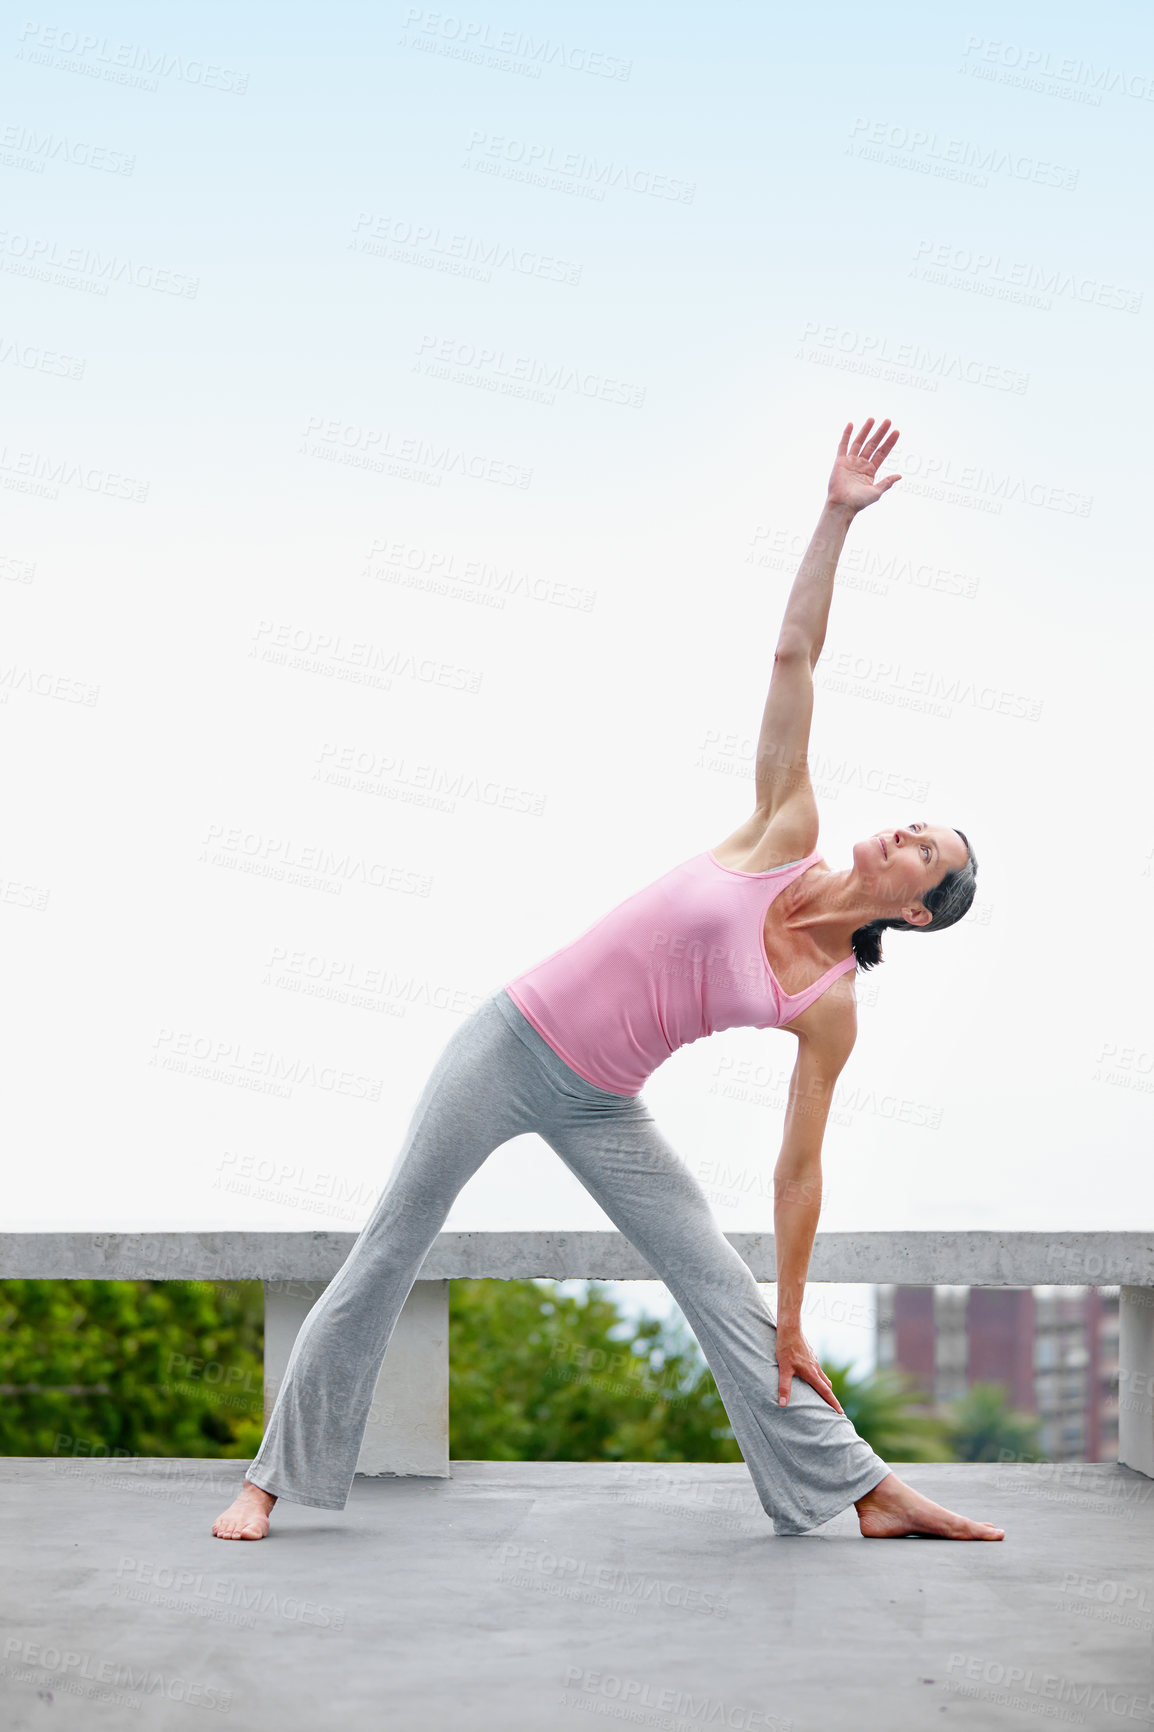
[263,1278,450,1478]
[1118,1286,1154,1479]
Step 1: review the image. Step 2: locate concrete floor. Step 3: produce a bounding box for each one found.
[2,1457,1152,1731]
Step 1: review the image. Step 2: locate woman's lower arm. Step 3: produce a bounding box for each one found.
[773,1170,822,1332]
[776,500,857,665]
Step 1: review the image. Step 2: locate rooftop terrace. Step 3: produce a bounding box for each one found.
[3,1228,1153,1730]
[4,1456,1152,1731]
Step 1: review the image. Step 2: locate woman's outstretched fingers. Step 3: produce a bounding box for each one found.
[826,416,902,510]
[860,417,892,461]
[872,426,900,466]
[848,417,875,456]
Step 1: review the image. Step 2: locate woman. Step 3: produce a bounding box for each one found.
[214,416,1003,1543]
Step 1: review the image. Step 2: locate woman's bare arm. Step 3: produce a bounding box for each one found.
[749,419,902,853]
[772,995,858,1412]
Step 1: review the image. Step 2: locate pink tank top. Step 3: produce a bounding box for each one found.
[504,848,857,1096]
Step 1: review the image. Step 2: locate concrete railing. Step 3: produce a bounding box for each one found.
[4,1230,1153,1479]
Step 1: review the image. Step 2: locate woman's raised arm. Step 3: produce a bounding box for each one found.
[750,419,902,831]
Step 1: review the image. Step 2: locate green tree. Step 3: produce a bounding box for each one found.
[941,1380,1045,1463]
[1,1277,745,1466]
[13,1278,1039,1473]
[0,1279,265,1459]
[822,1359,953,1461]
[449,1279,741,1463]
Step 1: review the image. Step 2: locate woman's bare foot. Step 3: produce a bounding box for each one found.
[855,1472,1004,1540]
[212,1480,277,1540]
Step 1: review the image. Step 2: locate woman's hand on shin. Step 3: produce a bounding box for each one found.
[774,1323,845,1414]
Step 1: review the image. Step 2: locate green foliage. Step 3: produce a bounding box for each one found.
[941,1380,1046,1463]
[5,1278,1037,1472]
[822,1359,954,1461]
[0,1279,265,1460]
[449,1279,741,1463]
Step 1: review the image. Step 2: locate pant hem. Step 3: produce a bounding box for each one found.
[771,1462,892,1535]
[245,1465,349,1511]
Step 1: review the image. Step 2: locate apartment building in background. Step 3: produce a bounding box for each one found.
[875,1284,1120,1461]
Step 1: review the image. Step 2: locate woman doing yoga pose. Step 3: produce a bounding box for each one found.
[214,416,1004,1542]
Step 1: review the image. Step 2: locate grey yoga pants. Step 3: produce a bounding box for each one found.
[246,987,891,1535]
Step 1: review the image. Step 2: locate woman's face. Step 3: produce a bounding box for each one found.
[851,821,970,923]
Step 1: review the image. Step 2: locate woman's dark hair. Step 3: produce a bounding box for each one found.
[851,829,978,971]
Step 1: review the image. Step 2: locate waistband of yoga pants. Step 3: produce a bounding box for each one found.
[486,986,637,1104]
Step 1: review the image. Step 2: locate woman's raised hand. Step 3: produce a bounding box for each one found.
[827,417,902,511]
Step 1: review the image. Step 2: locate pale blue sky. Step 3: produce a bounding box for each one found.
[3,0,1152,1369]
